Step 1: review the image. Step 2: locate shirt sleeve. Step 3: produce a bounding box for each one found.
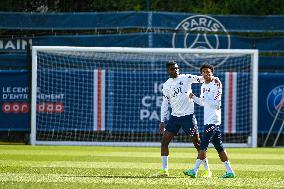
[193,85,205,106]
[160,88,169,122]
[186,74,204,84]
[213,77,222,89]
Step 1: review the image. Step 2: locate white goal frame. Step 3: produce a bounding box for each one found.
[31,46,258,147]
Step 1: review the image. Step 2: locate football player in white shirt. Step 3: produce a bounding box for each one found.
[184,63,235,178]
[154,60,217,177]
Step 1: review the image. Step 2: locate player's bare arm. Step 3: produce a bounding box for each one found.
[159,122,165,134]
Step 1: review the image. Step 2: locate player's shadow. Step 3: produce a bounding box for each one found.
[61,175,181,179]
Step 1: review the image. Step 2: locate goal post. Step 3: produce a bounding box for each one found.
[31,46,258,147]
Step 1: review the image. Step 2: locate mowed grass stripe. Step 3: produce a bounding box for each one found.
[1,154,283,165]
[1,167,282,181]
[0,146,283,189]
[1,159,284,172]
[1,146,284,153]
[1,149,283,160]
[0,166,283,179]
[0,173,283,188]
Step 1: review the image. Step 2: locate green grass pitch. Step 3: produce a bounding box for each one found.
[0,145,283,189]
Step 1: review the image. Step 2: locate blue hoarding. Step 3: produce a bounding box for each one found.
[0,70,30,131]
[258,73,284,133]
[0,69,283,134]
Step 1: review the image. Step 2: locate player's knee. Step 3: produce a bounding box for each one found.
[198,150,206,160]
[192,138,199,144]
[191,138,200,150]
[193,140,200,146]
[161,137,170,147]
[194,143,200,151]
[191,135,200,143]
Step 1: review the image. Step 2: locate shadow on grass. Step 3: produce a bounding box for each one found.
[61,175,183,179]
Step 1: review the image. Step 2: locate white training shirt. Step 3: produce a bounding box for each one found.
[193,80,222,125]
[160,74,203,122]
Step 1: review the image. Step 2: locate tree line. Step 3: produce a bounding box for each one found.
[0,0,283,15]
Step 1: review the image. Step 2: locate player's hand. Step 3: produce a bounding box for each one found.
[214,77,222,89]
[159,122,165,134]
[189,93,194,98]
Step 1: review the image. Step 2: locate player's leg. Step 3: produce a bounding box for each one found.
[153,116,180,177]
[199,124,220,159]
[184,141,211,178]
[161,130,175,156]
[181,114,200,151]
[190,134,200,152]
[153,131,174,177]
[190,133,211,177]
[194,124,215,178]
[161,116,180,156]
[211,127,235,178]
[183,122,212,178]
[181,115,200,178]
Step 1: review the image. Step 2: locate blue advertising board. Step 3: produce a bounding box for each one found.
[0,69,283,134]
[0,70,30,131]
[0,12,284,32]
[258,73,284,133]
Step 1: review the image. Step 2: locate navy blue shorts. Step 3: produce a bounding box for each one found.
[165,114,198,136]
[200,124,224,152]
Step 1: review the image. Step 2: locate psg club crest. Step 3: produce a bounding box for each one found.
[267,85,284,120]
[172,15,231,68]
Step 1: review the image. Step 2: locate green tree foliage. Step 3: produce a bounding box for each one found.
[224,0,284,15]
[0,0,283,14]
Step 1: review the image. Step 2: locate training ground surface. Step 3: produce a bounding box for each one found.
[0,145,283,189]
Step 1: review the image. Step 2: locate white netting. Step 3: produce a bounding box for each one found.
[31,47,257,147]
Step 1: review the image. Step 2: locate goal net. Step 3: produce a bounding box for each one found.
[31,47,258,147]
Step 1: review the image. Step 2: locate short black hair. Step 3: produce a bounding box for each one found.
[200,63,214,73]
[166,60,177,68]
